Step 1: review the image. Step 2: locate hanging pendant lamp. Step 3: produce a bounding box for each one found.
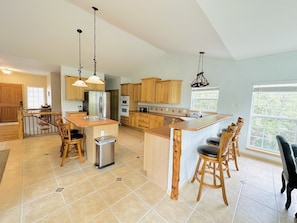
[191,52,209,88]
[72,29,88,87]
[86,6,104,85]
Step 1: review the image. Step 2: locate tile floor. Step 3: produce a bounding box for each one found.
[0,126,296,222]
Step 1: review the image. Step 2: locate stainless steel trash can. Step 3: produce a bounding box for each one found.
[94,136,116,169]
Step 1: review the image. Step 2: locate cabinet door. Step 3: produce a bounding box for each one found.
[149,115,164,128]
[121,84,128,96]
[65,76,84,100]
[141,78,160,102]
[133,83,141,102]
[168,80,182,104]
[155,80,182,104]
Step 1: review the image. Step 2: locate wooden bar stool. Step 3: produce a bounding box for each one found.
[59,122,84,166]
[191,129,234,205]
[56,116,82,157]
[206,117,244,171]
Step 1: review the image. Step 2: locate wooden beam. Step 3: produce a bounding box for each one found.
[170,128,182,200]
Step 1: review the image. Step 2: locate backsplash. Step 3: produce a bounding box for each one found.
[138,105,190,117]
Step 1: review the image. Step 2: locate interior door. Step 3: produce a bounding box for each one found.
[0,83,23,122]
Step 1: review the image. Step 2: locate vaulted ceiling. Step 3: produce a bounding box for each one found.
[0,0,297,76]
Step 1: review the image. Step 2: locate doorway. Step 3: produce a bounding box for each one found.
[107,89,119,121]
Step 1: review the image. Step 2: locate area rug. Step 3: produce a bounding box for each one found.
[0,149,10,183]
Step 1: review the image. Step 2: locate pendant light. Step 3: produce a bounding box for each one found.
[72,29,88,87]
[85,6,104,85]
[191,52,209,88]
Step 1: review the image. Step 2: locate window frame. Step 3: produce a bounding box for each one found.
[27,86,45,109]
[247,83,297,153]
[190,87,219,112]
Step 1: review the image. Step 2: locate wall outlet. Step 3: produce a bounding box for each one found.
[165,108,168,111]
[100,130,104,136]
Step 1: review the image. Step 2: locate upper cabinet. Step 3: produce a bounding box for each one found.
[155,80,182,104]
[141,77,161,103]
[65,76,105,101]
[133,83,142,102]
[65,76,85,100]
[121,83,134,96]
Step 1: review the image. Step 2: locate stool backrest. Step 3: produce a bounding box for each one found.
[59,122,72,143]
[219,131,234,158]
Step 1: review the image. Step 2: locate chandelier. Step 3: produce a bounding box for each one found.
[191,52,209,88]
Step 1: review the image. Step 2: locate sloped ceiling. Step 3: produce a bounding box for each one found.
[0,0,297,76]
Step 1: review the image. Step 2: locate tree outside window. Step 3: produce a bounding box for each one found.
[248,84,297,153]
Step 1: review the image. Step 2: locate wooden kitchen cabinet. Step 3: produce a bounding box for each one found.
[133,83,141,102]
[155,80,182,104]
[129,111,138,127]
[149,114,164,128]
[120,116,129,126]
[141,77,161,103]
[65,76,84,100]
[138,113,150,129]
[121,83,134,96]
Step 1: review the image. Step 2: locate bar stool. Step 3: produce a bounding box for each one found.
[216,117,245,156]
[206,117,244,171]
[59,122,84,166]
[56,116,82,157]
[191,129,234,205]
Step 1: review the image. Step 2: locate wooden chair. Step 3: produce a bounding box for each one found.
[206,117,244,170]
[191,129,234,205]
[55,116,80,157]
[59,122,84,166]
[276,135,297,218]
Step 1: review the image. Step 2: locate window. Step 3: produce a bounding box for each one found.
[27,87,45,108]
[191,87,219,112]
[248,83,297,153]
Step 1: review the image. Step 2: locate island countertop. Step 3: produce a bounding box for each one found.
[169,114,232,131]
[64,116,119,128]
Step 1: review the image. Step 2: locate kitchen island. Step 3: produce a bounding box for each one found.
[64,116,119,164]
[143,114,232,199]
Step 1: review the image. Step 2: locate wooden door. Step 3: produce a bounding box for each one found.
[0,83,23,122]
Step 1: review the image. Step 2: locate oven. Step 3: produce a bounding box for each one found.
[120,96,129,117]
[120,106,129,117]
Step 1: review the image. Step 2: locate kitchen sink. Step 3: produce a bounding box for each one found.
[179,117,198,121]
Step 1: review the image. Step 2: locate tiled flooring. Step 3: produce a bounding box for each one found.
[0,126,296,222]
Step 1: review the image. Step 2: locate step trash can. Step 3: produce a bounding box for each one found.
[94,135,116,169]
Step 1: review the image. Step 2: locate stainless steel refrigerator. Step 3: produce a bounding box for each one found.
[83,91,111,118]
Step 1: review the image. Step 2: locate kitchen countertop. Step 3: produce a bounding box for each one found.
[144,114,231,139]
[169,114,232,131]
[65,116,119,128]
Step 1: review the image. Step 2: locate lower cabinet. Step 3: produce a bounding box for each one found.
[121,113,164,129]
[149,114,164,129]
[120,116,129,126]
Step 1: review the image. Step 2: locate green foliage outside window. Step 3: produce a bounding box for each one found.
[249,89,297,153]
